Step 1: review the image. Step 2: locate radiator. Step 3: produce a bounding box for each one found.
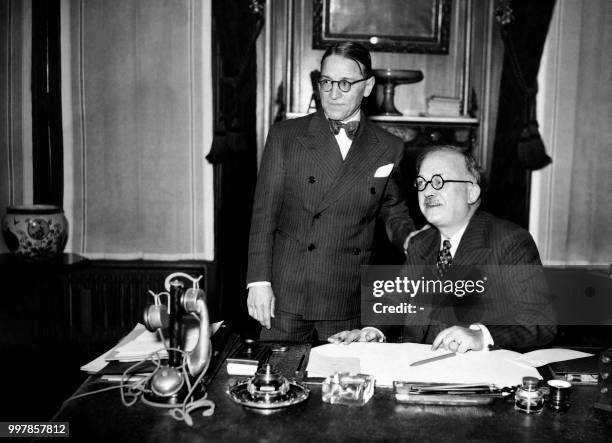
[67,261,211,344]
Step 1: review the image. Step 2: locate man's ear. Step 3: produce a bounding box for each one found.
[467,183,481,204]
[363,76,375,98]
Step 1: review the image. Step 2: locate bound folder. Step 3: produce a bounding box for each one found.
[226,341,271,376]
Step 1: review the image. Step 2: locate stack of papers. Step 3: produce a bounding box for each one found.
[80,322,223,374]
[306,343,592,388]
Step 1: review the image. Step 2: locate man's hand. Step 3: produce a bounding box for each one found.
[431,326,484,353]
[328,328,384,345]
[403,224,431,253]
[247,286,275,329]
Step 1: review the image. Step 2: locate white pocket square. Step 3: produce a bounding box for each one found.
[374,163,394,178]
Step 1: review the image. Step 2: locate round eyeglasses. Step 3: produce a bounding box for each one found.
[414,174,473,191]
[318,77,369,93]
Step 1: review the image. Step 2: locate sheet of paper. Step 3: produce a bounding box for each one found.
[513,348,593,367]
[80,350,111,374]
[109,324,167,361]
[80,324,150,372]
[305,355,361,377]
[109,321,224,361]
[307,343,537,388]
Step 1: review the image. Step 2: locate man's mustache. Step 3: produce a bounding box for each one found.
[424,196,440,206]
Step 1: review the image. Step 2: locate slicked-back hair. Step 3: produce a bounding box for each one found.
[320,42,374,79]
[416,145,482,185]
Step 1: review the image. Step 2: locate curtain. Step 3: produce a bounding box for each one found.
[531,0,612,265]
[62,0,214,260]
[483,0,556,228]
[209,0,260,331]
[32,0,63,205]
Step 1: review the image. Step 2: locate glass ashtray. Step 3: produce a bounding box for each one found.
[322,372,375,406]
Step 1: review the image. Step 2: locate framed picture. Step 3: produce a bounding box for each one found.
[312,0,452,54]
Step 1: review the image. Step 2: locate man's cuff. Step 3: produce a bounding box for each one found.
[246,281,271,289]
[362,327,386,343]
[469,323,494,351]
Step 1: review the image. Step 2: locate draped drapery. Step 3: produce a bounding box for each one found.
[61,0,214,260]
[0,0,32,255]
[483,0,556,228]
[531,0,612,265]
[32,0,63,206]
[209,0,260,331]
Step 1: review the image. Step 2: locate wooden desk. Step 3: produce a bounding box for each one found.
[50,352,612,441]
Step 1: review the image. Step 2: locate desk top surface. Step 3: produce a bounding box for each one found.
[51,345,612,442]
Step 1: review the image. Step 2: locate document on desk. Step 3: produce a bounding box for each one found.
[107,321,225,362]
[80,321,224,373]
[306,343,588,388]
[513,348,593,367]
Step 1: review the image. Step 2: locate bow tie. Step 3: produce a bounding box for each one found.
[329,119,359,140]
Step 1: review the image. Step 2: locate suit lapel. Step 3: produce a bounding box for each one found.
[315,116,389,213]
[408,212,493,279]
[415,230,440,266]
[444,211,492,280]
[295,110,344,185]
[451,211,492,267]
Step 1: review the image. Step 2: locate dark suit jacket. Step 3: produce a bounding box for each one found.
[398,210,556,350]
[247,110,414,320]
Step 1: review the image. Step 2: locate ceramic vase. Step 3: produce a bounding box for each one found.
[1,204,68,260]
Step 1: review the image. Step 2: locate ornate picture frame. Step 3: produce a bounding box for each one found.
[312,0,452,54]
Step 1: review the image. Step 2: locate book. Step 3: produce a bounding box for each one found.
[426,96,462,117]
[547,349,601,385]
[226,342,271,376]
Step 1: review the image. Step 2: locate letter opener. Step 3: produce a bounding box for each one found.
[409,352,456,367]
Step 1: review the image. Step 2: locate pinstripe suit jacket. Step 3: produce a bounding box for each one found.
[247,109,414,320]
[399,210,556,350]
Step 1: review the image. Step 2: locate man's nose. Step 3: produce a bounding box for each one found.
[422,185,437,196]
[330,83,342,99]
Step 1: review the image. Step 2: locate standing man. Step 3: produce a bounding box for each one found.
[330,145,556,351]
[247,42,415,341]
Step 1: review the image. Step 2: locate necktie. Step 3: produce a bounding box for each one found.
[436,239,452,278]
[329,120,359,140]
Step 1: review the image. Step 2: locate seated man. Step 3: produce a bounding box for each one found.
[329,145,556,352]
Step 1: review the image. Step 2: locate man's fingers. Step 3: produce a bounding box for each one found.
[247,293,258,320]
[328,330,362,344]
[447,340,460,352]
[340,330,362,344]
[457,341,471,353]
[328,331,348,343]
[260,298,271,329]
[362,330,382,342]
[246,287,275,328]
[431,328,452,350]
